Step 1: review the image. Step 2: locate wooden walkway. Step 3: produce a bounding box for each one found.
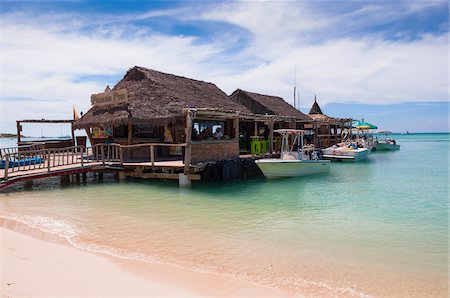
[0,143,187,189]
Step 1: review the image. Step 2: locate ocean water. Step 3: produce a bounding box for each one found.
[0,134,448,296]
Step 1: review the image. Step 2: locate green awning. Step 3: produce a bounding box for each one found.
[352,120,378,130]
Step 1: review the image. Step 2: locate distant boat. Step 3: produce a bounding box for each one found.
[255,130,330,178]
[374,134,400,151]
[374,140,400,151]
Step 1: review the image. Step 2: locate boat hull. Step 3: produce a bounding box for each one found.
[322,147,369,162]
[255,159,330,178]
[374,142,400,151]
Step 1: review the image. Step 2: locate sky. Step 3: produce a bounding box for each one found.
[0,0,448,136]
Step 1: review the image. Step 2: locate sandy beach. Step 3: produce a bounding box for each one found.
[0,227,288,297]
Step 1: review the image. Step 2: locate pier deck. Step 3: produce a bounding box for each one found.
[0,144,190,189]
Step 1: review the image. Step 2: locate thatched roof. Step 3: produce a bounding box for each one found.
[309,95,323,114]
[229,89,310,121]
[308,96,351,124]
[74,66,252,128]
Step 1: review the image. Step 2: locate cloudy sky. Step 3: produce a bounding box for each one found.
[0,0,448,135]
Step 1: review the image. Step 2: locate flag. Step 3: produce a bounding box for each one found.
[73,105,79,120]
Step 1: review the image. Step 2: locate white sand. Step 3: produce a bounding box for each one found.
[0,227,288,297]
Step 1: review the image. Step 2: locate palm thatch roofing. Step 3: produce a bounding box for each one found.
[229,89,310,121]
[309,95,323,114]
[74,66,252,129]
[308,96,351,124]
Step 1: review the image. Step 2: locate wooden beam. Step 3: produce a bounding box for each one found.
[234,113,239,139]
[184,110,193,174]
[269,119,274,153]
[85,128,94,146]
[17,119,75,124]
[127,123,133,145]
[127,172,201,181]
[70,123,75,143]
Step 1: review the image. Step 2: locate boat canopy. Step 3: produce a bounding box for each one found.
[352,120,377,130]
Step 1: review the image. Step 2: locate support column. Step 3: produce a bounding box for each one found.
[85,128,94,146]
[184,109,193,175]
[128,122,133,159]
[71,122,75,145]
[16,121,21,144]
[234,113,239,140]
[269,118,274,154]
[179,173,191,188]
[127,123,133,145]
[24,180,33,189]
[118,172,126,181]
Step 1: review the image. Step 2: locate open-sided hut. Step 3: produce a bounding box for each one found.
[74,66,253,165]
[306,96,352,148]
[229,89,312,153]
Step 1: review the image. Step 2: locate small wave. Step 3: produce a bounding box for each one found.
[0,214,79,240]
[0,214,372,297]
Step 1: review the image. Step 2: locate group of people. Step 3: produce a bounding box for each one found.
[193,127,224,141]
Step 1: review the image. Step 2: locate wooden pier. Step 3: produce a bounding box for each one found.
[0,143,202,189]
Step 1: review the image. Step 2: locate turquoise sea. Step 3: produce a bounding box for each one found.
[0,133,448,296]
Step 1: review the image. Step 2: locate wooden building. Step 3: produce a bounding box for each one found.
[229,89,313,153]
[74,67,268,173]
[305,96,352,148]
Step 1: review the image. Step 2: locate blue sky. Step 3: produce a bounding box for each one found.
[0,0,448,135]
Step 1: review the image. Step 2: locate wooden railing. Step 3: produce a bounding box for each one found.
[2,146,84,179]
[119,143,187,167]
[1,142,188,180]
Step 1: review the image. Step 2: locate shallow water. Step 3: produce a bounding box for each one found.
[1,134,448,296]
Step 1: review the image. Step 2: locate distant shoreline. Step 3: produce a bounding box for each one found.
[0,133,19,138]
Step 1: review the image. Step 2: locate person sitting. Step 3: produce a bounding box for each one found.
[105,135,113,144]
[198,128,211,141]
[214,127,223,140]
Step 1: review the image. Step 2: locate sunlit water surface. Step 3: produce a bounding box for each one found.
[1,134,448,296]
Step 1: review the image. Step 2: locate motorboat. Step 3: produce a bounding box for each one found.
[374,136,400,151]
[352,120,377,152]
[322,142,369,162]
[255,130,330,178]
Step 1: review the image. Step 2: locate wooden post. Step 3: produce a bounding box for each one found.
[128,123,133,160]
[80,146,84,167]
[119,147,123,164]
[127,123,133,145]
[16,121,21,144]
[269,118,274,154]
[4,155,9,179]
[254,121,258,136]
[234,113,239,140]
[47,150,51,172]
[150,145,155,167]
[184,109,193,174]
[71,122,75,145]
[101,145,105,165]
[85,128,94,146]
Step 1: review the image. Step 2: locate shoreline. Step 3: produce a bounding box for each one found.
[0,225,290,297]
[1,209,448,297]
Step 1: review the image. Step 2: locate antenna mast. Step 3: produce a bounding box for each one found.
[294,62,297,109]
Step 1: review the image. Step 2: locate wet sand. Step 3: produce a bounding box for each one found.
[0,227,288,297]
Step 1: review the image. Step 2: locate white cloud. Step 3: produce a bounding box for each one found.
[0,1,448,134]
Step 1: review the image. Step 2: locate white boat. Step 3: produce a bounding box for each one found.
[322,143,369,162]
[255,130,330,178]
[374,139,400,151]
